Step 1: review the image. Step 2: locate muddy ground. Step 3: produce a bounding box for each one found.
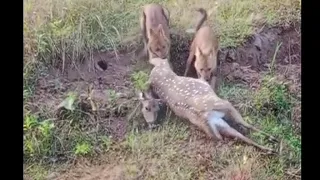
[31,22,300,142]
[28,23,300,179]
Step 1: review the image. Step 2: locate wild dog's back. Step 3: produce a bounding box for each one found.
[143,4,170,38]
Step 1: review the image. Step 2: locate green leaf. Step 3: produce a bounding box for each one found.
[57,92,77,111]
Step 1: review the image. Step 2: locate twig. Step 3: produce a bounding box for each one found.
[127,101,140,122]
[269,42,282,75]
[284,37,292,76]
[285,167,301,179]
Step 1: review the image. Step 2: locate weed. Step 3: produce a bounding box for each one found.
[74,141,93,156]
[131,71,149,91]
[57,92,77,111]
[106,89,118,103]
[253,75,293,118]
[23,114,55,160]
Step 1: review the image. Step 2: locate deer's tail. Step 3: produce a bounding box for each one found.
[207,110,230,131]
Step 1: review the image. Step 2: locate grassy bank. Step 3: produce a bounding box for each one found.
[23,0,301,179]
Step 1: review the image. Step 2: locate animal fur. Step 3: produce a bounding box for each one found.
[184,8,219,90]
[143,57,278,154]
[140,4,171,64]
[138,91,161,129]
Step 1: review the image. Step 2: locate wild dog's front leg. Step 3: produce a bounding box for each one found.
[209,68,218,91]
[166,50,174,70]
[213,100,278,143]
[209,75,217,91]
[184,45,195,76]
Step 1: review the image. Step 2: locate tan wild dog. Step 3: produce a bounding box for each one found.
[184,8,219,89]
[140,57,278,154]
[140,4,171,64]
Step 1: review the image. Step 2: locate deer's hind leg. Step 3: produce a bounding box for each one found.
[207,111,275,154]
[212,100,278,143]
[188,116,223,141]
[219,125,276,154]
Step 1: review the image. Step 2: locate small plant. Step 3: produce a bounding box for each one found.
[131,71,149,91]
[57,92,78,111]
[253,75,292,117]
[23,114,55,159]
[74,141,92,156]
[99,136,112,151]
[106,89,118,102]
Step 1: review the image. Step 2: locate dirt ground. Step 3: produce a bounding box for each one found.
[29,22,300,180]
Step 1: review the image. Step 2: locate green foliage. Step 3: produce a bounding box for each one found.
[57,92,77,111]
[253,75,292,118]
[131,71,149,91]
[24,114,55,159]
[74,141,93,156]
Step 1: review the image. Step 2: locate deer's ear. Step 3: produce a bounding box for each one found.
[139,90,153,101]
[138,91,146,101]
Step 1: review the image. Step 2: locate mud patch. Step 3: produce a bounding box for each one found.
[219,24,301,88]
[30,51,138,141]
[169,24,301,91]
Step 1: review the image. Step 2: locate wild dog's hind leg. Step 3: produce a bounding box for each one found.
[212,100,278,143]
[209,69,217,91]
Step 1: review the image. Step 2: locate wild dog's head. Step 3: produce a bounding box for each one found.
[148,24,170,59]
[138,91,161,129]
[194,47,217,82]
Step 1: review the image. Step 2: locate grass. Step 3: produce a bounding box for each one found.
[24,76,301,179]
[23,0,300,179]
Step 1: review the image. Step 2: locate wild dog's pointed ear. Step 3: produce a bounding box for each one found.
[157,24,163,31]
[195,46,203,57]
[158,24,165,36]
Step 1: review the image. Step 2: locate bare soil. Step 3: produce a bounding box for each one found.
[29,23,300,179]
[31,22,300,142]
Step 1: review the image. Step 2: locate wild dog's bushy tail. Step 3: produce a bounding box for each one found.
[141,10,147,37]
[195,8,208,32]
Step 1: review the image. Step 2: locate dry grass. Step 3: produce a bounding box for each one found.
[23,0,301,179]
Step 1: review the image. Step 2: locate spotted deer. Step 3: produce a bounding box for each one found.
[140,57,278,154]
